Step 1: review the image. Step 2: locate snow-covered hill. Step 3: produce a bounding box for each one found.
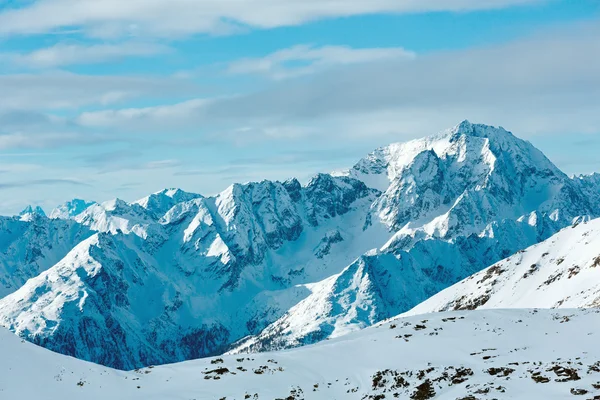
[0,120,599,369]
[1,308,600,399]
[404,217,600,316]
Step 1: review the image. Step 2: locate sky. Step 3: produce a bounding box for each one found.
[0,0,599,214]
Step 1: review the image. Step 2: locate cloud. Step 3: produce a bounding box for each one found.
[0,0,546,38]
[73,21,600,144]
[0,178,91,189]
[0,110,118,150]
[76,99,211,128]
[0,132,98,150]
[0,72,196,110]
[204,27,600,125]
[83,153,182,173]
[227,44,414,80]
[7,41,171,68]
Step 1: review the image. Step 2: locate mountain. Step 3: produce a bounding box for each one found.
[574,173,600,212]
[0,120,599,369]
[349,120,593,237]
[228,121,600,354]
[403,217,600,316]
[49,199,97,219]
[133,188,202,218]
[228,213,573,353]
[0,175,384,369]
[1,308,600,399]
[0,215,93,298]
[18,205,46,221]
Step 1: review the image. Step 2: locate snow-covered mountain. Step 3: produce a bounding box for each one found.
[227,213,575,353]
[49,199,97,219]
[0,120,599,369]
[1,308,600,399]
[228,122,600,354]
[349,120,593,237]
[18,205,46,221]
[0,215,93,297]
[0,175,384,369]
[404,217,600,316]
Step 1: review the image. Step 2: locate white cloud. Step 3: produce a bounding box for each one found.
[0,0,547,38]
[0,72,196,109]
[77,99,211,128]
[228,44,414,80]
[0,132,92,150]
[8,42,171,68]
[71,21,600,143]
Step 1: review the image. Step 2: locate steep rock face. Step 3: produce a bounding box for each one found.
[164,176,380,290]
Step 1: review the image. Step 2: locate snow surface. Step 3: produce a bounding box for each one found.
[1,309,600,399]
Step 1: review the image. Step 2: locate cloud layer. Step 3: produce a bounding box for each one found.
[74,22,600,140]
[0,0,546,38]
[7,42,171,68]
[228,44,414,80]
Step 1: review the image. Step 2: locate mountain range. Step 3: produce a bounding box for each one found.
[0,120,599,370]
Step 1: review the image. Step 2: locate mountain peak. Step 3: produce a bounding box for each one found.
[447,120,515,142]
[455,119,473,132]
[18,205,46,218]
[134,188,202,216]
[49,199,97,220]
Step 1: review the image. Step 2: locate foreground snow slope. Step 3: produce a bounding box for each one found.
[405,218,600,317]
[1,309,600,399]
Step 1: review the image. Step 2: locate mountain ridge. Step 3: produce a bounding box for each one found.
[0,120,598,369]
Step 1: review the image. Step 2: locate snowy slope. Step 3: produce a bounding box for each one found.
[404,218,600,316]
[1,309,600,399]
[0,120,599,369]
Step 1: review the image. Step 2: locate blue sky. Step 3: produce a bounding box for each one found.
[0,0,599,214]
